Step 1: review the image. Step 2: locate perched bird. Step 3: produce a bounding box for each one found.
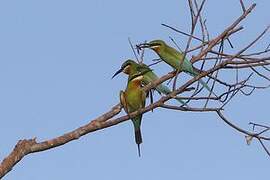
[112,59,187,105]
[138,40,215,94]
[119,73,147,157]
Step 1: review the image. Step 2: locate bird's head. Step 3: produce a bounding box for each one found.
[128,65,152,82]
[111,59,137,79]
[138,39,166,52]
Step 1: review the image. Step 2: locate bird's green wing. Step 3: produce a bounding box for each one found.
[170,50,218,97]
[120,90,129,114]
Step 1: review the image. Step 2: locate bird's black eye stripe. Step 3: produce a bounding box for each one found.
[151,43,161,46]
[122,63,131,69]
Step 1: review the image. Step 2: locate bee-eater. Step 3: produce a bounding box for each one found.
[138,40,215,94]
[112,59,187,105]
[120,73,146,157]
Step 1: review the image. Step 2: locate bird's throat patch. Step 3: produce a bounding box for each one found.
[123,65,130,74]
[151,46,160,53]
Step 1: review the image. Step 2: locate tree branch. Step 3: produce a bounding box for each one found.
[0,0,269,178]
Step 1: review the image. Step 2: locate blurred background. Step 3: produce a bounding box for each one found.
[0,0,269,179]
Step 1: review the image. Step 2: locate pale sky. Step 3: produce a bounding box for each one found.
[0,0,269,179]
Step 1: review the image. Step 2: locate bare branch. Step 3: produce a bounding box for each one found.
[1,0,270,178]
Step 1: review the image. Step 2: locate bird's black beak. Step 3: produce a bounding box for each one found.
[137,43,151,49]
[111,67,124,79]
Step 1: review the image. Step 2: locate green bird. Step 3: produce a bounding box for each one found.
[112,59,187,105]
[138,40,215,94]
[119,73,147,157]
